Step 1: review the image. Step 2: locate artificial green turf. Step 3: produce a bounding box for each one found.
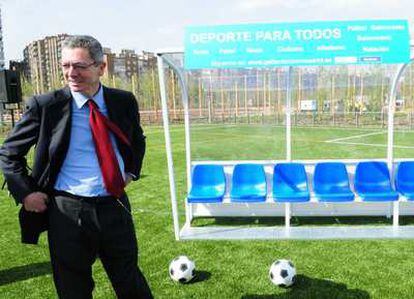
[1,124,414,298]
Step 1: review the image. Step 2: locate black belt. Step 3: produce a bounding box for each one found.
[53,190,120,204]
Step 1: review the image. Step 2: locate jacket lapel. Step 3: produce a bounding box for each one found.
[103,86,121,125]
[48,87,72,182]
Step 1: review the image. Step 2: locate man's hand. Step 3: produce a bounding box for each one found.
[23,192,49,213]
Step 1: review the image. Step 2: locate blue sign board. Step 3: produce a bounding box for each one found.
[184,20,410,69]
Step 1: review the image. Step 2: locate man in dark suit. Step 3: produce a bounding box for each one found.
[0,35,153,299]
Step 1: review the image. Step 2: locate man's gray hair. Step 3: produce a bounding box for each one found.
[62,35,104,63]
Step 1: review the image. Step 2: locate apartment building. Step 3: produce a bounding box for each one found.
[23,34,156,93]
[23,34,68,94]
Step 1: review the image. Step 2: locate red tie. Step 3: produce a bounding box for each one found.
[88,100,131,198]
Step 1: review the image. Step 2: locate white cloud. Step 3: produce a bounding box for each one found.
[237,0,320,11]
[237,0,409,14]
[237,0,278,10]
[156,25,181,35]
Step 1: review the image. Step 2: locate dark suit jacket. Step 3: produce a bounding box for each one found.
[0,85,146,244]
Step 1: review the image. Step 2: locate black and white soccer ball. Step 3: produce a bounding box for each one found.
[169,255,196,283]
[269,259,296,287]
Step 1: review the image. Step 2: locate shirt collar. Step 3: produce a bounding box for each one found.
[71,84,105,109]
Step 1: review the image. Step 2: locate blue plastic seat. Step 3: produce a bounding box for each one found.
[313,162,354,202]
[230,164,267,202]
[272,163,310,202]
[354,161,398,201]
[187,165,226,203]
[395,161,414,200]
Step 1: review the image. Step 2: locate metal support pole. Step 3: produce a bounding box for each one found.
[161,54,193,226]
[388,62,410,171]
[157,54,180,240]
[387,58,413,230]
[393,201,399,228]
[286,66,293,162]
[285,203,291,230]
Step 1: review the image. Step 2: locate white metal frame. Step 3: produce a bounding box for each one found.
[156,48,414,240]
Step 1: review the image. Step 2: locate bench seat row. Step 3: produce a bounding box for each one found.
[187,161,414,203]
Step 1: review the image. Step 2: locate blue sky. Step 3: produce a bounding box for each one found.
[1,0,413,61]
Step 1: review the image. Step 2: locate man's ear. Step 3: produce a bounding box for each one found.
[98,61,107,77]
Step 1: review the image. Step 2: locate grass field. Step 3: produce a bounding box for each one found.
[1,124,414,298]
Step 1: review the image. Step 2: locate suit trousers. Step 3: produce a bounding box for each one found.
[47,192,153,299]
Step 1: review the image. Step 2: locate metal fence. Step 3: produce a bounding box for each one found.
[139,108,414,130]
[2,107,414,135]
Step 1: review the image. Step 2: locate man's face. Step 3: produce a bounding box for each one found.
[61,47,106,97]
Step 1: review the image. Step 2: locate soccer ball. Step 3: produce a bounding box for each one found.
[169,255,196,283]
[269,259,296,287]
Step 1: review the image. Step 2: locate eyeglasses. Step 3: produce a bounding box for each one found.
[61,61,97,71]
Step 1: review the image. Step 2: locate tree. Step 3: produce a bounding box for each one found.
[21,76,35,100]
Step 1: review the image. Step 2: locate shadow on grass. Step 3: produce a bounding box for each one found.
[0,261,52,286]
[399,216,414,225]
[193,217,284,227]
[241,274,370,299]
[192,215,410,227]
[190,270,211,284]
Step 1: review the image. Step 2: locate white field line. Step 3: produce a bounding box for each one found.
[325,131,386,143]
[150,125,414,149]
[328,141,414,149]
[325,131,414,149]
